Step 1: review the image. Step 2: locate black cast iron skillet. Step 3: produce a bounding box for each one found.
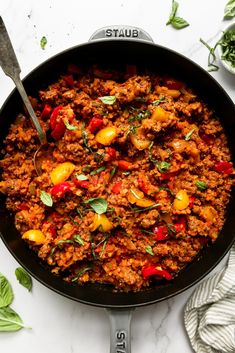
[0,25,235,352]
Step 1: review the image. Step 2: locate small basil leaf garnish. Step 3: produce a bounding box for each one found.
[83,197,108,214]
[15,267,32,292]
[40,190,53,207]
[99,96,116,105]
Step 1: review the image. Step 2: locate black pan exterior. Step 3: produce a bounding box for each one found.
[0,39,235,308]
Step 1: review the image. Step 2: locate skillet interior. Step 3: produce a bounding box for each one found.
[0,39,235,308]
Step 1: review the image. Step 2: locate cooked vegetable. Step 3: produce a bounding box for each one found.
[173,190,190,210]
[142,265,172,280]
[95,126,117,145]
[50,162,75,185]
[91,213,113,232]
[22,230,46,245]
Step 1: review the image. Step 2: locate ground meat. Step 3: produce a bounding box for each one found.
[0,66,234,292]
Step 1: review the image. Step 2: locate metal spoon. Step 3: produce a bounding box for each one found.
[0,16,47,174]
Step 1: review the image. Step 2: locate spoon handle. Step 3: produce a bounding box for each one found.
[0,17,47,145]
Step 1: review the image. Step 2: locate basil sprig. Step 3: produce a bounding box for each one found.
[99,96,116,105]
[0,273,28,331]
[224,0,235,19]
[166,0,189,29]
[83,197,108,214]
[15,267,32,292]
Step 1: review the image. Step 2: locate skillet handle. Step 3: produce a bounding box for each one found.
[89,25,153,43]
[106,308,134,353]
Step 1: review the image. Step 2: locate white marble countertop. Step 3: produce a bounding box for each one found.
[0,1,234,352]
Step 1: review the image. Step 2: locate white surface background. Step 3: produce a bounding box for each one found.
[0,1,234,352]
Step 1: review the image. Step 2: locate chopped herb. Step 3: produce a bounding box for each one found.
[40,36,47,50]
[64,120,78,130]
[166,223,176,234]
[99,96,116,105]
[157,161,171,173]
[76,208,83,219]
[224,0,235,19]
[76,174,88,181]
[90,166,106,176]
[40,190,53,207]
[141,229,155,235]
[73,235,85,246]
[94,152,106,163]
[176,194,183,201]
[148,141,157,165]
[83,197,108,214]
[185,128,196,141]
[128,110,150,123]
[110,165,117,180]
[145,245,154,256]
[219,29,235,68]
[134,97,147,102]
[131,203,161,213]
[100,239,109,257]
[166,0,189,29]
[126,124,141,138]
[82,165,91,172]
[200,38,219,72]
[195,180,208,191]
[72,267,92,282]
[152,96,165,106]
[15,268,32,292]
[82,124,93,153]
[122,171,131,176]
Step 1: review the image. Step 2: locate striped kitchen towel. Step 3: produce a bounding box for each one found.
[184,244,235,353]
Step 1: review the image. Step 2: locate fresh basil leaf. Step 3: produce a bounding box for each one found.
[185,128,196,141]
[0,273,14,308]
[83,198,108,214]
[224,0,235,19]
[99,96,116,105]
[40,36,47,50]
[0,306,26,332]
[73,235,85,246]
[64,120,78,131]
[82,124,93,153]
[15,268,32,292]
[166,0,179,24]
[110,166,117,180]
[171,16,189,29]
[195,181,208,191]
[76,174,88,181]
[145,245,154,256]
[40,190,53,207]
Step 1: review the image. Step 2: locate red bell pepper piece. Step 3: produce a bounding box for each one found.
[41,104,52,121]
[153,226,169,241]
[138,178,149,194]
[189,196,195,208]
[50,106,63,130]
[51,119,66,140]
[200,133,214,145]
[106,147,117,160]
[73,179,90,189]
[51,182,72,198]
[111,182,122,194]
[142,265,173,280]
[160,171,178,180]
[213,161,233,175]
[88,117,104,134]
[174,216,186,232]
[165,79,184,90]
[18,203,30,211]
[118,160,132,171]
[63,75,74,87]
[49,225,57,238]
